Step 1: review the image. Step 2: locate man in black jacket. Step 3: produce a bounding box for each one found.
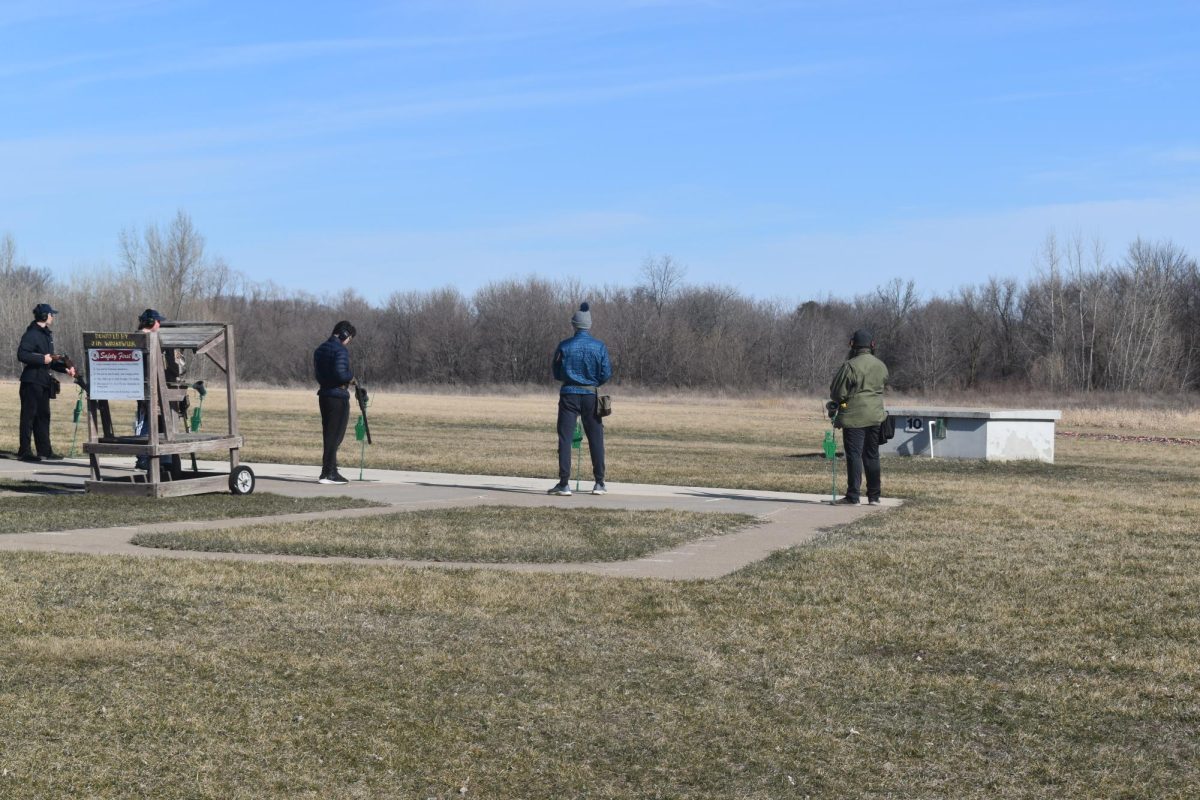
[16,303,76,462]
[313,320,356,485]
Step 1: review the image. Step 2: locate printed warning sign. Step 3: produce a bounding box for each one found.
[88,348,144,400]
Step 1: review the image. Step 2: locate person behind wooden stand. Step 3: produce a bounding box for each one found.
[16,303,76,462]
[132,308,182,477]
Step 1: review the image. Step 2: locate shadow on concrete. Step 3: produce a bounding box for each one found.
[680,490,832,505]
[256,475,380,486]
[413,481,545,495]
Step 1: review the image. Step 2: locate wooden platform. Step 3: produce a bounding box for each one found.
[80,322,247,497]
[83,469,239,498]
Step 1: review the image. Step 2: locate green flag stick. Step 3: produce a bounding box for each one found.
[355,414,367,480]
[823,429,837,501]
[68,386,84,458]
[572,419,583,492]
[823,401,842,503]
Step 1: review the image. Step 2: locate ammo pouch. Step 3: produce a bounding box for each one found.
[49,376,61,399]
[594,388,612,418]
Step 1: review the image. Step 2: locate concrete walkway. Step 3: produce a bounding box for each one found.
[0,456,899,580]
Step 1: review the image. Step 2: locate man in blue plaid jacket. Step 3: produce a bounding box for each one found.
[548,302,612,496]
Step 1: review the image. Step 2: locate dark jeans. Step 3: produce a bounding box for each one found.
[557,393,605,483]
[18,382,52,457]
[134,401,181,472]
[319,395,350,477]
[842,424,881,502]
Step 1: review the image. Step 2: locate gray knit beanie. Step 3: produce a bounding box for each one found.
[571,302,592,330]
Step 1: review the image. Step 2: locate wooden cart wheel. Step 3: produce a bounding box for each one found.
[229,465,255,495]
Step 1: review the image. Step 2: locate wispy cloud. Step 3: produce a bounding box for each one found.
[1154,146,1200,164]
[54,30,544,88]
[979,88,1087,105]
[0,0,169,28]
[0,59,853,166]
[319,60,859,126]
[0,49,119,79]
[730,193,1200,298]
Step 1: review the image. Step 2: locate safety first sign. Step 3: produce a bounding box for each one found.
[88,347,144,400]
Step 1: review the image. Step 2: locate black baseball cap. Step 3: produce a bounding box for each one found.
[33,303,59,317]
[851,329,874,347]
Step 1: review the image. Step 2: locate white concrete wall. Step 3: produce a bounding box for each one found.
[985,419,1056,462]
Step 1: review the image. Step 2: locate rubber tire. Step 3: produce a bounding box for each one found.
[229,465,255,495]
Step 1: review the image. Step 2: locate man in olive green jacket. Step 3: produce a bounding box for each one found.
[829,329,889,504]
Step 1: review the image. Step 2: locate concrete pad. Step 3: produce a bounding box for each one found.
[0,455,901,580]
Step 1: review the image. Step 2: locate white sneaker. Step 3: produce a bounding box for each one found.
[591,482,607,495]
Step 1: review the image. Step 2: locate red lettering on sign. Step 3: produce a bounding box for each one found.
[89,349,142,363]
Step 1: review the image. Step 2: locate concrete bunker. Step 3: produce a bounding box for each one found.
[882,406,1061,463]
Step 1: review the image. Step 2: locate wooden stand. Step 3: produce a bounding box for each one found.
[81,322,255,497]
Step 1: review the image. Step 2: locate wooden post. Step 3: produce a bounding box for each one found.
[147,332,161,489]
[225,324,240,469]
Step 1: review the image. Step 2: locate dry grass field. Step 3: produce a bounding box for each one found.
[1,382,1199,798]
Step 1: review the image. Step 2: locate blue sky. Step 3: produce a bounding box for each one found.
[3,0,1199,302]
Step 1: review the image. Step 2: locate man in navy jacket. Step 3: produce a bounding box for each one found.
[16,303,75,462]
[313,321,356,484]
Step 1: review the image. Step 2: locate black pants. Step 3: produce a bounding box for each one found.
[18,382,53,457]
[842,425,881,502]
[557,393,605,484]
[319,395,350,477]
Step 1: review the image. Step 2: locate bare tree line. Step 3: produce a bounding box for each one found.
[3,215,1198,394]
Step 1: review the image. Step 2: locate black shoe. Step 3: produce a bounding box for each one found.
[834,496,860,505]
[41,452,65,461]
[324,472,350,485]
[18,453,41,463]
[868,497,881,505]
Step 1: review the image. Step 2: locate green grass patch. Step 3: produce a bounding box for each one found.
[131,506,757,562]
[0,479,380,534]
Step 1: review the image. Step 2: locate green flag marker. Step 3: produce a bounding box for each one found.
[823,430,837,501]
[355,415,366,442]
[573,419,583,491]
[68,388,84,458]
